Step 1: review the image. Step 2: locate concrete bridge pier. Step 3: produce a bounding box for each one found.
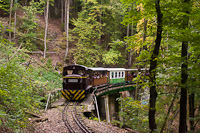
[97,93,120,123]
[109,93,120,122]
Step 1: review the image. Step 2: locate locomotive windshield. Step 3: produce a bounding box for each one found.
[63,69,88,76]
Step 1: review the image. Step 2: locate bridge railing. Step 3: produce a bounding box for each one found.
[94,81,135,97]
[45,88,62,111]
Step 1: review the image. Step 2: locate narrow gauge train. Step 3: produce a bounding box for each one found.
[61,64,141,101]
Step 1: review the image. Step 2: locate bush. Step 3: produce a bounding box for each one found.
[118,97,150,132]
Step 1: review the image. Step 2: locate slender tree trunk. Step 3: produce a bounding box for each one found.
[128,22,134,68]
[9,0,13,42]
[64,0,67,32]
[44,0,49,59]
[65,0,69,57]
[149,0,162,132]
[98,0,102,45]
[127,23,130,67]
[14,8,16,43]
[179,0,190,132]
[160,88,178,133]
[61,0,63,24]
[143,18,147,50]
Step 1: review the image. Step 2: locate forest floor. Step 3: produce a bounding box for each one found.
[34,14,66,69]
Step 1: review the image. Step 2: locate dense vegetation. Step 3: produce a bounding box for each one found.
[0,0,200,132]
[0,39,62,131]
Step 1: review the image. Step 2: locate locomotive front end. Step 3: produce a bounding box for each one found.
[61,65,90,101]
[61,75,86,101]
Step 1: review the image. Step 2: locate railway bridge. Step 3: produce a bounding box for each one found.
[81,82,148,123]
[48,82,148,123]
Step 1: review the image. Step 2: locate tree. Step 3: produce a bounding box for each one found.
[148,0,163,131]
[9,0,13,42]
[16,0,44,51]
[71,2,104,66]
[179,0,190,132]
[65,0,70,58]
[44,0,49,59]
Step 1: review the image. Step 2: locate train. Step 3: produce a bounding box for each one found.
[61,64,147,101]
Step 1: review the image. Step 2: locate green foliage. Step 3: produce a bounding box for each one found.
[30,67,62,91]
[45,58,53,69]
[71,1,128,67]
[17,0,44,51]
[120,0,200,132]
[91,117,99,121]
[102,49,122,65]
[118,97,149,132]
[102,40,127,66]
[101,1,127,41]
[0,0,10,16]
[0,25,61,131]
[111,120,121,127]
[0,42,42,131]
[71,2,104,66]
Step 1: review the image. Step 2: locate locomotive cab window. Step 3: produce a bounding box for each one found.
[63,70,73,75]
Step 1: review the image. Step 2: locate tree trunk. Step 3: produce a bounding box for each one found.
[9,0,13,42]
[127,23,130,67]
[128,22,134,68]
[143,18,147,50]
[44,0,49,59]
[64,0,67,32]
[65,0,69,57]
[14,8,16,43]
[179,41,188,133]
[98,0,102,46]
[179,0,190,132]
[149,0,162,132]
[160,88,178,133]
[61,0,64,24]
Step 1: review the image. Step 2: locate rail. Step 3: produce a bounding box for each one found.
[62,101,92,133]
[62,101,75,133]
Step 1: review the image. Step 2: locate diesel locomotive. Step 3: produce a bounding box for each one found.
[61,64,144,101]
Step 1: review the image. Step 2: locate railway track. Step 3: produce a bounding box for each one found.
[62,101,92,133]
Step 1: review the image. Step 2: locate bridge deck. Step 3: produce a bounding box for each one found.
[95,83,135,97]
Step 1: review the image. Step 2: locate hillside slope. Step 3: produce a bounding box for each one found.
[0,12,67,71]
[34,14,66,69]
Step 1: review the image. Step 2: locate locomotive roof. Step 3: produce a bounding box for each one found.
[63,64,88,70]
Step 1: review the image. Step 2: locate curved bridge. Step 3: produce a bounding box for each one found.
[94,82,135,97]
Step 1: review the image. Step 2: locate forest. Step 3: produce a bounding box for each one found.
[0,0,200,132]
